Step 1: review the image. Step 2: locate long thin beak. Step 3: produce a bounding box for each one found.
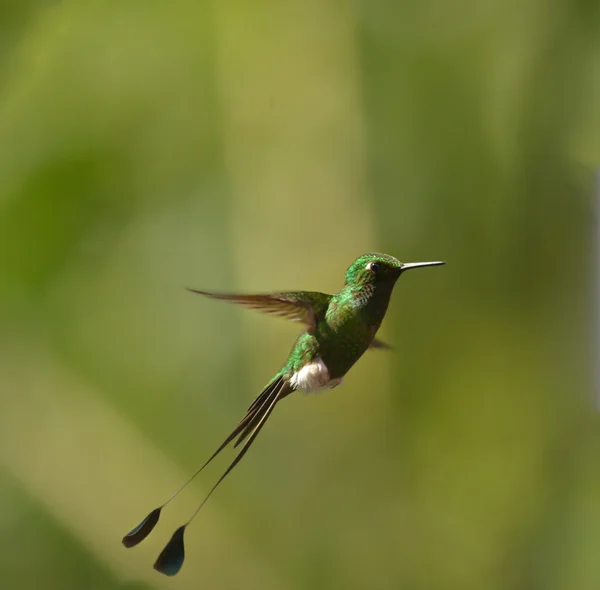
[400,261,446,271]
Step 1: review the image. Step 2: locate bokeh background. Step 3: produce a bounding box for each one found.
[1,1,600,589]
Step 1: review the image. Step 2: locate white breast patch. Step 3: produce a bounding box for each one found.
[290,358,343,394]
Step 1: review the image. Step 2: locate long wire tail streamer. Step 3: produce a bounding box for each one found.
[121,375,286,549]
[153,379,288,576]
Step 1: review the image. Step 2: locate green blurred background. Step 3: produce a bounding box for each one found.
[1,1,600,589]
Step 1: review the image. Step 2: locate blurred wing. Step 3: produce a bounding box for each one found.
[187,289,331,334]
[370,338,392,350]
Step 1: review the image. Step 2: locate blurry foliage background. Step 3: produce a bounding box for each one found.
[1,1,600,589]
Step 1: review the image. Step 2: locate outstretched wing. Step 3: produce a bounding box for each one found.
[187,289,331,334]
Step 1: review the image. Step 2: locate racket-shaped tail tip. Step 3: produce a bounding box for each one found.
[122,507,162,548]
[154,525,186,576]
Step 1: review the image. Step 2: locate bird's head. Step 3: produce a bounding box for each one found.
[344,253,445,290]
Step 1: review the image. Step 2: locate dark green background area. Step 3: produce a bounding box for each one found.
[0,1,599,589]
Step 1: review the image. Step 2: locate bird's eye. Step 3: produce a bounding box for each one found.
[366,261,381,273]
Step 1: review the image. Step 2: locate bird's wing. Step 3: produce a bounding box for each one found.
[370,338,392,350]
[187,289,331,334]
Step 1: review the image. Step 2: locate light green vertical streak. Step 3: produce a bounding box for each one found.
[212,3,393,588]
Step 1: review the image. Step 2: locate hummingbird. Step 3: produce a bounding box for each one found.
[122,253,445,576]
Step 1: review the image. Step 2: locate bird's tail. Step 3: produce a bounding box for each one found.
[234,372,292,447]
[122,372,291,575]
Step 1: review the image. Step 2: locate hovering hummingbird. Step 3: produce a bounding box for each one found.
[122,253,445,575]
